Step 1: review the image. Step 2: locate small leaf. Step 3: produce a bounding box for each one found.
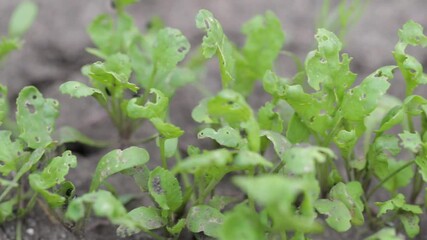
[29,151,77,207]
[187,205,224,238]
[207,89,252,126]
[0,84,8,124]
[208,195,237,210]
[173,149,232,174]
[399,213,420,238]
[0,131,25,175]
[90,147,149,191]
[16,86,59,149]
[398,20,427,47]
[0,37,21,61]
[376,105,404,133]
[257,102,283,133]
[315,199,352,232]
[399,131,422,153]
[234,150,273,169]
[0,198,17,223]
[127,89,168,119]
[198,126,242,148]
[59,81,106,103]
[196,10,235,88]
[219,204,266,240]
[283,146,335,174]
[117,206,166,237]
[365,228,403,240]
[164,138,178,158]
[8,1,38,38]
[150,118,184,139]
[260,130,291,158]
[286,113,310,144]
[148,167,182,211]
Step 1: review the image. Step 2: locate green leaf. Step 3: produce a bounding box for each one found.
[397,20,427,47]
[399,131,422,153]
[260,130,291,158]
[305,29,356,97]
[90,147,149,191]
[341,66,395,121]
[257,102,283,133]
[334,129,357,157]
[234,150,273,169]
[8,1,38,38]
[16,86,59,149]
[29,151,77,207]
[15,148,44,181]
[56,126,109,148]
[59,81,106,103]
[113,0,139,10]
[0,84,8,126]
[286,113,310,144]
[283,146,335,174]
[207,89,252,126]
[376,194,422,216]
[0,198,17,223]
[219,204,266,240]
[376,105,404,133]
[0,37,21,61]
[66,190,132,227]
[187,205,224,238]
[233,11,285,95]
[399,213,420,238]
[0,131,25,175]
[117,206,165,237]
[315,199,351,232]
[365,228,403,240]
[127,89,168,119]
[208,195,237,210]
[173,149,232,174]
[86,53,138,93]
[164,138,178,158]
[415,156,427,182]
[196,9,235,88]
[167,218,186,235]
[328,182,364,226]
[148,167,182,211]
[150,118,184,139]
[198,126,242,148]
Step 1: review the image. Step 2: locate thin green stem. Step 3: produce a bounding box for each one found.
[16,184,23,240]
[366,159,416,200]
[159,138,167,169]
[410,166,423,203]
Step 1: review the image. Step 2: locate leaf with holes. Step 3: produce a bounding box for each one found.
[399,131,422,153]
[59,81,106,104]
[198,126,242,148]
[127,89,168,120]
[315,199,352,232]
[150,118,184,139]
[196,9,235,88]
[29,151,77,207]
[90,147,149,191]
[16,86,59,149]
[328,182,364,226]
[283,146,335,175]
[148,167,182,211]
[0,131,25,175]
[187,205,224,238]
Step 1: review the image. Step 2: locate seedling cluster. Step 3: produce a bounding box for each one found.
[1,0,427,239]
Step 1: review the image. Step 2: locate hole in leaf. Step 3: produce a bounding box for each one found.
[35,137,40,142]
[322,36,328,41]
[319,109,327,115]
[177,47,187,53]
[349,89,354,95]
[309,116,315,123]
[374,71,383,78]
[152,176,163,194]
[47,126,52,133]
[25,102,36,114]
[105,87,111,96]
[410,69,417,74]
[360,93,366,100]
[320,58,327,64]
[204,19,210,30]
[32,95,37,100]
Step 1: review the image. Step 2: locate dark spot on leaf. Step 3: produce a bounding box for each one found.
[349,89,354,95]
[360,93,366,100]
[320,58,327,64]
[410,69,416,74]
[152,176,163,194]
[110,0,116,9]
[177,46,187,53]
[105,87,111,96]
[322,36,328,41]
[227,101,234,105]
[309,116,315,123]
[32,95,37,100]
[47,126,52,133]
[26,102,35,114]
[35,137,40,142]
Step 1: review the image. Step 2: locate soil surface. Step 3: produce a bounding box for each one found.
[1,0,427,239]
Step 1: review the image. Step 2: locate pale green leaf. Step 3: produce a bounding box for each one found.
[187,205,224,238]
[8,1,38,38]
[127,89,168,119]
[219,205,266,240]
[234,150,273,169]
[315,199,351,232]
[286,113,310,144]
[173,149,232,174]
[399,131,422,153]
[0,37,21,60]
[0,131,25,175]
[90,147,149,191]
[56,126,109,148]
[198,126,242,148]
[150,118,184,139]
[283,146,335,174]
[117,206,165,237]
[59,81,106,103]
[29,151,77,207]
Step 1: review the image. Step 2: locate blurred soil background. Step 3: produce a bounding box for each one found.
[0,0,427,239]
